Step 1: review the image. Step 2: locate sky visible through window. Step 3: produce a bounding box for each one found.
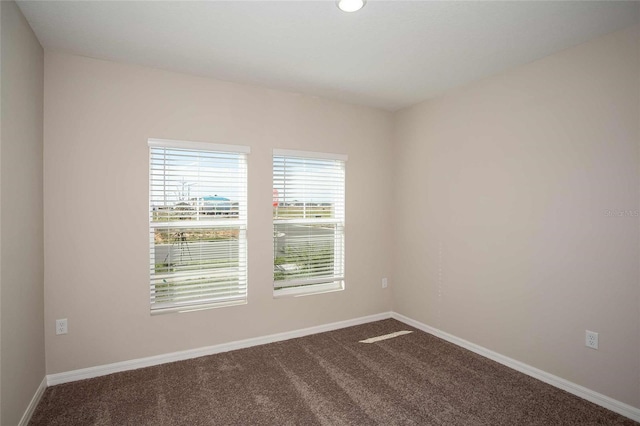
[273,156,344,206]
[150,148,245,209]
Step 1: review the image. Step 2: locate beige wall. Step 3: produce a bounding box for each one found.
[43,52,394,374]
[392,25,640,408]
[43,17,640,412]
[0,1,45,424]
[1,1,3,417]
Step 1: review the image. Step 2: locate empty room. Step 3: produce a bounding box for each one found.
[2,0,640,424]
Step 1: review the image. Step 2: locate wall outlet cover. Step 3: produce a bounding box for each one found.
[56,318,68,335]
[585,330,598,350]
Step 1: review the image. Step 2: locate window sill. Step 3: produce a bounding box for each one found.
[273,281,344,298]
[151,298,247,315]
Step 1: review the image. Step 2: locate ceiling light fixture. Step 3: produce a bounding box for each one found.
[337,0,366,13]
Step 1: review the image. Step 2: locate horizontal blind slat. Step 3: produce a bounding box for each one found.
[273,153,345,293]
[150,143,248,310]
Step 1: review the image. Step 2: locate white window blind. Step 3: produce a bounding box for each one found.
[149,139,248,312]
[273,150,346,296]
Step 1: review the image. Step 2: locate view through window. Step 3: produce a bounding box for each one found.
[273,150,346,296]
[149,139,249,312]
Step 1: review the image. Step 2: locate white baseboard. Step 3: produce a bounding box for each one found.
[47,311,392,386]
[391,311,640,423]
[18,376,47,426]
[43,310,640,422]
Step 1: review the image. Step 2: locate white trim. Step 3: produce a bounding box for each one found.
[391,312,640,423]
[47,312,391,386]
[43,310,640,423]
[18,376,47,426]
[150,298,247,315]
[148,138,250,154]
[273,148,347,161]
[273,280,344,297]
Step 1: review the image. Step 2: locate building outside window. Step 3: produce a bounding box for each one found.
[149,139,249,313]
[273,149,346,296]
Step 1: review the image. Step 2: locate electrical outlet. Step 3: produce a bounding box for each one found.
[56,319,68,335]
[585,330,598,349]
[382,278,388,288]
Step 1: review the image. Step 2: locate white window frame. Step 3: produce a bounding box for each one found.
[149,138,249,314]
[273,149,347,297]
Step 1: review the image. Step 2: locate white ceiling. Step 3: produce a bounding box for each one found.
[17,1,640,111]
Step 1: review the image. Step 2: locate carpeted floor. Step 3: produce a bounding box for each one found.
[30,319,638,425]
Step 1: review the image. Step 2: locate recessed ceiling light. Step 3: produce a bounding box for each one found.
[337,0,366,13]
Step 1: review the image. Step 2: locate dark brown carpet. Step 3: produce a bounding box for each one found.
[30,319,638,425]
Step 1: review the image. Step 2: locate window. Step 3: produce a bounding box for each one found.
[149,139,249,313]
[273,149,346,296]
